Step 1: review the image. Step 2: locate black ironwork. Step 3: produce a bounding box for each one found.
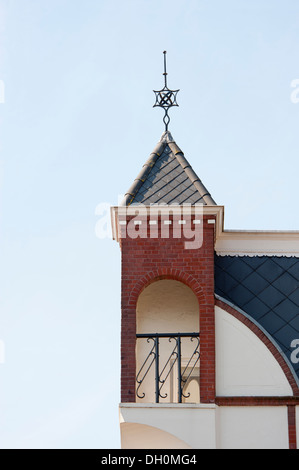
[136,332,200,403]
[153,51,179,132]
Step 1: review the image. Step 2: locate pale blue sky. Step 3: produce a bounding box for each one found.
[1,0,299,449]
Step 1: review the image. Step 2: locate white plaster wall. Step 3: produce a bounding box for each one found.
[136,280,199,404]
[215,306,293,397]
[120,422,192,449]
[120,404,217,449]
[217,407,289,449]
[137,280,199,334]
[120,404,290,449]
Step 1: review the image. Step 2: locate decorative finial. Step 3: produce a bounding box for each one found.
[153,51,179,132]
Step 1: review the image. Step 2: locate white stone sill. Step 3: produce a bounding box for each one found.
[119,403,216,410]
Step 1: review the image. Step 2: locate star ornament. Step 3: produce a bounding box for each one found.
[153,86,180,110]
[153,51,180,131]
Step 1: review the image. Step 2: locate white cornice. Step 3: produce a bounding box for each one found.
[215,230,299,257]
[110,205,224,243]
[110,205,299,256]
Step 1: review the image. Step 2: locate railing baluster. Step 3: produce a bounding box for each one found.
[177,336,182,403]
[136,332,200,403]
[181,337,200,400]
[155,336,159,404]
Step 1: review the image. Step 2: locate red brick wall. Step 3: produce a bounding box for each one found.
[288,406,297,450]
[120,214,216,404]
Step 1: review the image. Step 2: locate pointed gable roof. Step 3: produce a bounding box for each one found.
[121,131,216,206]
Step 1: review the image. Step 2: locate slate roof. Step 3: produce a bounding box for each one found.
[215,255,299,381]
[121,131,216,206]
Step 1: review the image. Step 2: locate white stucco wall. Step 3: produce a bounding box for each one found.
[120,404,290,449]
[137,279,199,334]
[215,306,293,397]
[217,406,289,449]
[120,404,217,449]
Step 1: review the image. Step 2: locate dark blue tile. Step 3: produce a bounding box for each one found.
[225,258,254,282]
[274,324,298,355]
[241,297,271,320]
[272,272,299,297]
[258,285,286,309]
[289,289,299,307]
[255,259,285,283]
[241,271,270,295]
[259,313,287,336]
[227,284,255,308]
[242,256,268,270]
[272,257,298,270]
[288,261,299,280]
[290,315,299,332]
[274,299,299,323]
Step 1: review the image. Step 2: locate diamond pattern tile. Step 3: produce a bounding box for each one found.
[134,146,189,205]
[215,255,299,379]
[122,131,217,206]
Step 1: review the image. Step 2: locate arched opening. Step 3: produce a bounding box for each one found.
[120,422,192,449]
[136,279,200,404]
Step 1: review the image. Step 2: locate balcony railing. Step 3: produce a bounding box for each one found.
[136,333,200,404]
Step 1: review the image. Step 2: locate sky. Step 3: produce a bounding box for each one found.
[0,0,299,449]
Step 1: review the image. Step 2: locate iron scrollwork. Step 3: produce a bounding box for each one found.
[136,332,200,403]
[153,51,180,132]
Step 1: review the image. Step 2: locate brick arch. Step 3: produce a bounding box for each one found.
[215,296,299,397]
[128,268,206,309]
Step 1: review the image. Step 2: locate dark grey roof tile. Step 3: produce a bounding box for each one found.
[287,262,299,279]
[241,271,270,295]
[274,323,298,352]
[272,272,299,297]
[121,131,216,206]
[241,297,271,320]
[255,259,285,283]
[257,285,285,310]
[274,298,299,323]
[289,289,299,306]
[227,284,255,308]
[259,313,288,336]
[290,314,299,329]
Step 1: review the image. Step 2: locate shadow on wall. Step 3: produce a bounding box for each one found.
[120,422,191,449]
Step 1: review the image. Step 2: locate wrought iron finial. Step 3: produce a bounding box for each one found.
[153,51,179,132]
[163,50,168,87]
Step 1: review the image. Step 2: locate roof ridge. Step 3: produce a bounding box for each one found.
[168,142,217,206]
[121,141,167,206]
[159,130,175,144]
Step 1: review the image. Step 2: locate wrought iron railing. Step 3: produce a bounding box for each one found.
[136,333,200,404]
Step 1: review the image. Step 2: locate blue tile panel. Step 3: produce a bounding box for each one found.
[215,255,299,380]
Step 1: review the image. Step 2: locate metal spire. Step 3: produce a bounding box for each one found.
[153,51,179,132]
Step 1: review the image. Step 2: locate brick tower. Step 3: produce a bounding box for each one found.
[111,128,222,448]
[110,54,299,449]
